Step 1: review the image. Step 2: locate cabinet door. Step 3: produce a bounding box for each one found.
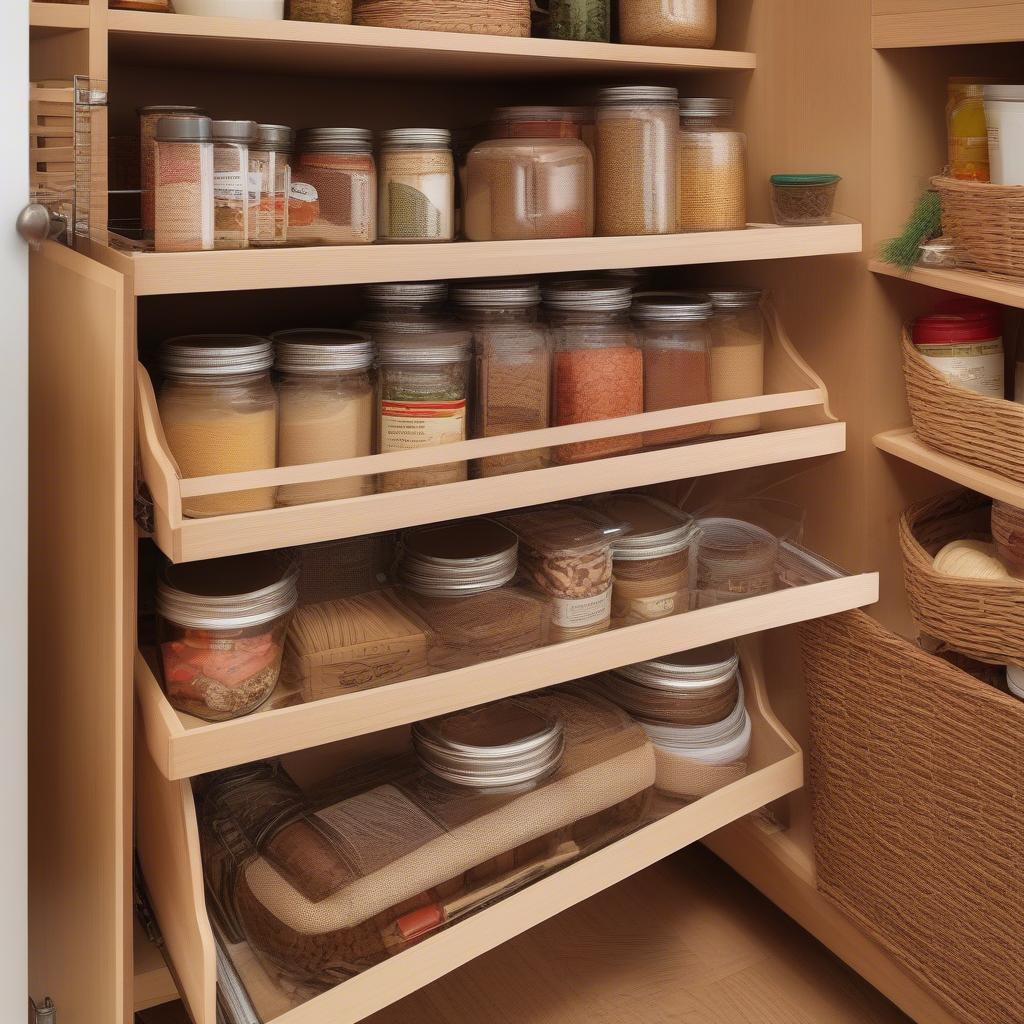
[29,243,134,1023]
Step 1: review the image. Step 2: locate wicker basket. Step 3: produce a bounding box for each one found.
[801,610,1024,1024]
[900,489,1024,667]
[901,328,1024,485]
[353,0,531,36]
[288,0,352,22]
[933,174,1024,280]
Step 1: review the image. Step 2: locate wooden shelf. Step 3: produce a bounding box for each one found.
[99,222,863,296]
[29,1,89,31]
[106,9,756,77]
[133,919,178,1013]
[870,259,1024,309]
[135,641,805,1024]
[875,426,1024,508]
[872,0,1024,47]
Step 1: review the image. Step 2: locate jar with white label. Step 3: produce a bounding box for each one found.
[250,124,293,247]
[211,119,258,249]
[911,302,1004,399]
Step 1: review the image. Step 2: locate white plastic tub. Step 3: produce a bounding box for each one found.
[172,0,285,18]
[984,85,1024,185]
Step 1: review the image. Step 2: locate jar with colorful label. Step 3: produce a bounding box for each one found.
[911,301,1004,399]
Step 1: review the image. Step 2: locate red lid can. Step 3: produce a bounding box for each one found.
[912,299,1002,345]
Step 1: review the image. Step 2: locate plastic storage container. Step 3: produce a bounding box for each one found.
[677,97,746,232]
[211,119,258,250]
[153,114,214,253]
[983,84,1024,185]
[250,123,293,247]
[708,287,766,435]
[618,0,716,47]
[139,104,205,240]
[769,173,840,225]
[910,301,1004,400]
[378,128,455,243]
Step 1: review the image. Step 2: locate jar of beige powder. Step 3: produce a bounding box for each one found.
[707,288,765,435]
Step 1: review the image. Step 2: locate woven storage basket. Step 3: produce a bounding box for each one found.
[353,0,531,35]
[801,610,1024,1024]
[288,0,352,22]
[901,327,1024,485]
[934,174,1024,280]
[900,489,1024,666]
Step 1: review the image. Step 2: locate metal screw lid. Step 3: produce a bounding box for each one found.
[614,641,740,692]
[491,106,586,123]
[297,127,374,153]
[708,288,763,310]
[160,334,273,376]
[271,329,374,374]
[139,104,206,116]
[679,97,735,119]
[210,119,259,144]
[401,519,518,596]
[541,279,633,313]
[597,85,679,106]
[155,114,212,144]
[376,325,473,365]
[638,680,750,758]
[450,278,541,308]
[588,493,697,560]
[631,290,715,322]
[379,128,452,148]
[363,281,448,305]
[256,124,295,153]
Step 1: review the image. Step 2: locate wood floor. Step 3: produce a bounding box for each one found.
[137,846,911,1024]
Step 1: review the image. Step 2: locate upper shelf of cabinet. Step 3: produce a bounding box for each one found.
[872,0,1024,47]
[870,259,1024,309]
[29,2,89,32]
[104,10,756,78]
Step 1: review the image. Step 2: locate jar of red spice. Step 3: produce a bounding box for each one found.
[631,291,713,446]
[911,300,1005,399]
[543,280,644,464]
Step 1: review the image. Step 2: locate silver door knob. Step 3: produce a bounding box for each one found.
[17,203,65,250]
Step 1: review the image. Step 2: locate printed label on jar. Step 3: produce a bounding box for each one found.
[915,339,1004,398]
[289,181,319,204]
[380,400,466,451]
[616,591,681,621]
[214,170,248,201]
[551,588,613,629]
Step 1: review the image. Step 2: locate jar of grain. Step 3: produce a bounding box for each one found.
[631,291,713,446]
[154,114,214,253]
[211,119,258,250]
[290,127,376,245]
[158,335,278,518]
[543,279,644,464]
[618,0,716,48]
[376,322,473,492]
[707,288,765,435]
[139,104,206,240]
[595,85,678,236]
[363,281,448,318]
[271,328,375,507]
[451,279,552,478]
[378,128,455,243]
[250,124,294,248]
[464,107,594,241]
[678,97,746,232]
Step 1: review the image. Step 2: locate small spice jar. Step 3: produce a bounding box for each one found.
[708,288,766,435]
[464,107,594,241]
[154,114,214,253]
[376,322,473,492]
[595,86,679,237]
[544,280,644,464]
[272,329,375,507]
[139,104,206,240]
[211,119,258,250]
[631,291,713,446]
[546,0,610,42]
[250,124,294,248]
[156,552,298,722]
[363,281,449,319]
[588,492,697,621]
[911,301,1005,399]
[618,0,716,47]
[397,519,551,672]
[291,127,376,245]
[451,279,552,478]
[378,128,455,243]
[678,97,746,232]
[158,335,279,517]
[769,173,841,225]
[694,515,778,604]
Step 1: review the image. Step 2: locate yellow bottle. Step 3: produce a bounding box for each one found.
[947,79,990,182]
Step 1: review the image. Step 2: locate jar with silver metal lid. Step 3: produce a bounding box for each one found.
[250,124,294,247]
[543,280,644,464]
[157,334,278,518]
[378,128,455,243]
[595,86,679,236]
[140,104,207,240]
[707,287,765,435]
[678,98,746,232]
[153,114,214,253]
[291,127,376,245]
[156,551,298,721]
[363,281,448,317]
[396,519,550,671]
[211,119,258,249]
[413,698,565,793]
[271,329,375,506]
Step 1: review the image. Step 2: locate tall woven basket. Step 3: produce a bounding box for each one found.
[801,610,1024,1024]
[353,0,531,35]
[933,174,1024,280]
[901,328,1024,484]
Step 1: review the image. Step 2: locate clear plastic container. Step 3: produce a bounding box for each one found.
[595,86,679,236]
[139,104,206,240]
[618,0,716,47]
[157,334,278,517]
[362,281,448,318]
[211,119,258,250]
[770,173,841,225]
[544,279,644,464]
[250,123,293,247]
[631,291,713,445]
[464,107,594,241]
[378,128,455,243]
[678,97,746,232]
[154,114,214,253]
[272,329,375,506]
[707,287,765,435]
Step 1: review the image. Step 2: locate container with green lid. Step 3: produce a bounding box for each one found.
[769,173,841,225]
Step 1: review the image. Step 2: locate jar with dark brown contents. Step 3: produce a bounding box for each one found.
[378,129,455,243]
[139,104,206,240]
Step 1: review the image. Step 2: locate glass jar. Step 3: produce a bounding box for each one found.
[464,107,594,241]
[543,280,644,464]
[250,123,293,248]
[546,0,610,42]
[397,519,551,672]
[211,119,258,250]
[708,287,766,435]
[362,281,448,318]
[154,114,214,253]
[618,0,716,47]
[595,85,679,236]
[290,127,376,245]
[139,104,205,240]
[378,128,455,243]
[156,552,297,722]
[271,329,375,506]
[677,97,746,232]
[376,322,473,492]
[158,334,278,517]
[632,291,713,446]
[451,279,552,477]
[947,79,990,182]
